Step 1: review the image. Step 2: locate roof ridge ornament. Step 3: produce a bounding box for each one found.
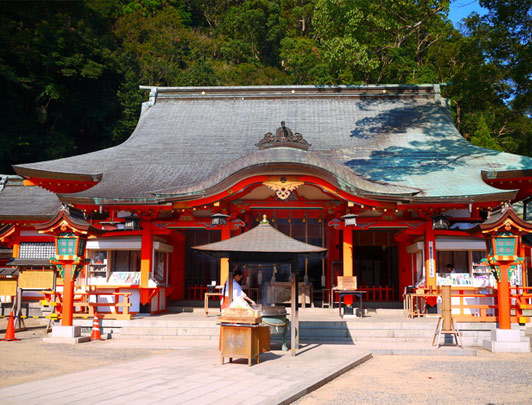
[256,121,311,151]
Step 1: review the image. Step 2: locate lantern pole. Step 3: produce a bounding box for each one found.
[497,263,511,330]
[62,264,75,326]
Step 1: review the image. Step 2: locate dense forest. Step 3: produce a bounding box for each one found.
[0,0,530,174]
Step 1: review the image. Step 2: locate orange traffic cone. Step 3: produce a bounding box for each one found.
[90,313,103,341]
[1,312,20,342]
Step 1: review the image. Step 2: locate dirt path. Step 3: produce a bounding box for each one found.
[295,352,532,404]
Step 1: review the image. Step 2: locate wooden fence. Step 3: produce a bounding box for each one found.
[405,286,532,323]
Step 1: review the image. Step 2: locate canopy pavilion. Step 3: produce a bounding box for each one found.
[0,84,531,323]
[193,215,327,354]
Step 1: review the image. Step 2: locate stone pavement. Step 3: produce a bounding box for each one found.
[0,343,372,405]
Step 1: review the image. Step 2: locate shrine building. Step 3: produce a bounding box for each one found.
[1,84,532,320]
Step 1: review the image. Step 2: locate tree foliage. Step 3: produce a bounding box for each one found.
[0,0,530,174]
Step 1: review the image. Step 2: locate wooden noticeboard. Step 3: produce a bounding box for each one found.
[18,270,55,290]
[0,279,17,296]
[337,276,357,290]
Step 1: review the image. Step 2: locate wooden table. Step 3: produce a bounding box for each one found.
[335,290,366,318]
[404,293,440,318]
[204,285,223,317]
[219,324,270,366]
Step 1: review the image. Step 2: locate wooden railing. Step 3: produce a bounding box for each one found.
[358,285,395,301]
[404,286,532,323]
[187,285,209,300]
[450,288,497,322]
[511,286,532,322]
[41,290,132,320]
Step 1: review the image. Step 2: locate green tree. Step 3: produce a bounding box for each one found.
[0,1,125,173]
[477,0,532,116]
[313,0,451,84]
[217,0,286,66]
[279,37,331,84]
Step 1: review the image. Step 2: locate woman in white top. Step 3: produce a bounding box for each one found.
[221,268,256,309]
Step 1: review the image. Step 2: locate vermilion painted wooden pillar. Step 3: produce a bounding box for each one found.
[220,224,231,285]
[343,227,354,305]
[140,222,153,289]
[424,221,437,290]
[397,240,410,300]
[326,225,337,289]
[520,245,527,287]
[11,226,20,258]
[12,242,20,258]
[497,264,511,329]
[61,265,75,326]
[169,231,186,300]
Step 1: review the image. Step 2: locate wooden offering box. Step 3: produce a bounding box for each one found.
[218,306,269,366]
[219,324,270,366]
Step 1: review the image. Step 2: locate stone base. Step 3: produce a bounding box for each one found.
[43,336,91,344]
[482,329,530,353]
[51,325,81,338]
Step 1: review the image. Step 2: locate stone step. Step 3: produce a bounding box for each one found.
[112,325,495,341]
[119,326,220,336]
[111,334,218,341]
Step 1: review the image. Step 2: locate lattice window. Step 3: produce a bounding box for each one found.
[19,242,55,258]
[495,238,515,256]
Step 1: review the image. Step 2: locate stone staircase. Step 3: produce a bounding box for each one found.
[112,319,220,341]
[70,307,531,349]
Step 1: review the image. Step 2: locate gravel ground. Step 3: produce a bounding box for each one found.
[0,320,172,387]
[294,352,532,405]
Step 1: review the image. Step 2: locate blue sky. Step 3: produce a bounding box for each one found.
[448,0,488,28]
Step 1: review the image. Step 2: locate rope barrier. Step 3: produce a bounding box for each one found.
[0,314,61,319]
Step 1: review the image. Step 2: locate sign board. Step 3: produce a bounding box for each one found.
[0,279,17,296]
[337,276,358,290]
[18,270,55,290]
[428,241,435,278]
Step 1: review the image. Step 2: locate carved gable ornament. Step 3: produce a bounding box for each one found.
[263,176,304,200]
[256,121,311,151]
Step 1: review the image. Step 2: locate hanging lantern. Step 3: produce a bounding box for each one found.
[524,197,532,222]
[432,215,450,230]
[211,213,230,226]
[342,213,357,227]
[124,216,141,231]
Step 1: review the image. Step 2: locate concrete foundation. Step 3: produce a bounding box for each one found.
[52,325,81,338]
[43,336,91,344]
[482,329,530,353]
[42,325,91,344]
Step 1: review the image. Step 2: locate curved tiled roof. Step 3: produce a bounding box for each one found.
[13,85,532,205]
[193,220,327,256]
[0,176,61,220]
